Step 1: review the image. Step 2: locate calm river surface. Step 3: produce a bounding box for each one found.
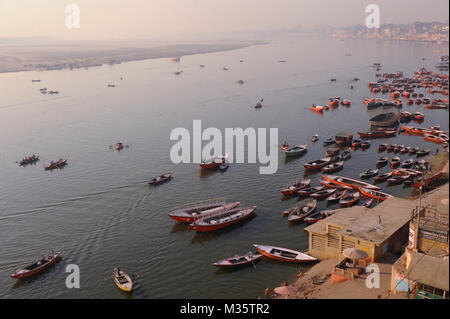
[0,35,448,298]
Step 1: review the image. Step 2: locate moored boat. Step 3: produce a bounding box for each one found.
[339,191,360,207]
[303,157,331,170]
[360,169,379,179]
[390,157,401,168]
[359,188,393,201]
[213,252,263,268]
[321,161,344,174]
[189,206,257,232]
[401,158,414,168]
[373,172,393,183]
[321,174,380,190]
[287,199,317,223]
[297,186,325,197]
[357,131,396,138]
[376,156,388,166]
[168,200,241,223]
[424,133,446,144]
[310,188,336,200]
[281,179,311,196]
[387,175,410,185]
[377,144,387,152]
[199,155,227,169]
[253,245,317,263]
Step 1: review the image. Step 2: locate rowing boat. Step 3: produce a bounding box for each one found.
[281,179,311,196]
[148,172,173,185]
[189,206,256,232]
[253,245,317,263]
[339,191,360,207]
[11,251,61,279]
[168,201,241,223]
[113,268,133,292]
[213,252,262,268]
[321,174,380,190]
[304,157,331,170]
[283,144,307,157]
[359,188,393,201]
[287,199,317,223]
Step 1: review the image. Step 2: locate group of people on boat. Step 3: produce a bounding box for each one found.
[20,154,38,165]
[47,158,66,168]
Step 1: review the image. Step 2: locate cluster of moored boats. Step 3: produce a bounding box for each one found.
[310,97,351,113]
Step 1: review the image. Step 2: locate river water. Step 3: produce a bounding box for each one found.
[0,34,448,298]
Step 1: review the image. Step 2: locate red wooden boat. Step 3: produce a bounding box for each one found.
[11,251,61,279]
[387,175,410,185]
[321,174,380,191]
[377,143,387,152]
[168,200,240,223]
[253,245,317,263]
[310,188,336,199]
[297,185,325,197]
[188,206,256,232]
[373,172,392,183]
[390,156,401,168]
[412,172,443,189]
[303,157,331,170]
[281,179,311,196]
[199,155,227,169]
[357,131,396,138]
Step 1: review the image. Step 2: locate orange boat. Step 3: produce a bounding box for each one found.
[341,99,351,106]
[359,188,393,201]
[321,174,380,191]
[310,105,327,112]
[329,99,339,108]
[424,133,446,144]
[413,112,424,121]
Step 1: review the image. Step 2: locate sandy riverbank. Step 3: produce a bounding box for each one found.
[267,152,449,299]
[0,39,264,74]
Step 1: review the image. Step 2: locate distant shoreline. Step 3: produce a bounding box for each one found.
[0,40,266,74]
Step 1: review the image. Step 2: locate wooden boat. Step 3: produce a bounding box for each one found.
[416,149,430,157]
[341,150,351,160]
[393,145,401,153]
[189,206,257,232]
[377,144,387,152]
[287,199,317,223]
[376,156,388,166]
[297,186,325,197]
[361,141,371,150]
[357,131,396,138]
[148,172,172,185]
[326,189,347,202]
[19,156,39,166]
[339,191,360,207]
[199,155,227,169]
[369,112,401,127]
[311,134,319,142]
[321,174,380,190]
[413,112,424,121]
[113,268,133,292]
[399,146,408,154]
[213,252,263,268]
[168,200,241,223]
[387,175,410,185]
[400,111,412,119]
[412,171,443,189]
[359,188,393,201]
[387,144,396,152]
[335,132,353,145]
[362,198,374,208]
[283,144,307,157]
[401,158,414,168]
[373,172,393,183]
[325,147,340,157]
[392,168,422,177]
[322,138,335,146]
[408,147,419,155]
[321,161,344,174]
[281,179,311,196]
[360,169,379,179]
[303,157,331,170]
[390,157,401,168]
[424,133,446,144]
[44,159,67,170]
[304,212,324,224]
[310,188,336,200]
[351,139,362,148]
[11,251,61,279]
[219,163,229,171]
[253,245,317,263]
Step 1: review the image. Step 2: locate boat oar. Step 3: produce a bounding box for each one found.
[251,259,256,269]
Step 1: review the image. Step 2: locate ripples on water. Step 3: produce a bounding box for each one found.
[0,35,448,298]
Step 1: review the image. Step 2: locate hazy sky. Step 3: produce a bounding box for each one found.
[0,0,448,40]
